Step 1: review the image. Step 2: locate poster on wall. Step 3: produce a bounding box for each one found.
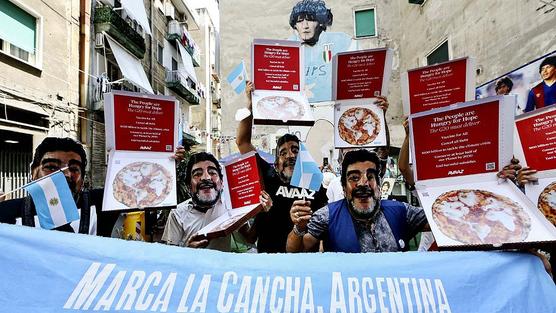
[333,99,387,148]
[410,96,556,249]
[402,57,476,115]
[196,152,263,239]
[287,0,357,102]
[515,106,556,226]
[477,50,556,115]
[251,39,314,126]
[332,48,393,101]
[103,91,179,211]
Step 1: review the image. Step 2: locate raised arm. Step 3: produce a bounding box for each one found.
[236,81,257,154]
[398,117,415,186]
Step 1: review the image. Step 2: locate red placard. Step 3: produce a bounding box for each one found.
[253,44,300,92]
[225,154,262,209]
[413,101,500,180]
[408,59,468,114]
[336,50,387,100]
[113,94,175,152]
[516,108,556,171]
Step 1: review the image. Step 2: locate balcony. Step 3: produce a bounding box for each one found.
[167,20,201,67]
[94,6,146,59]
[165,70,200,104]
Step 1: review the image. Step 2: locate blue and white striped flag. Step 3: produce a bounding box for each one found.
[24,171,79,230]
[291,143,324,191]
[227,61,247,94]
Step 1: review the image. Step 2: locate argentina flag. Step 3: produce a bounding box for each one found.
[290,143,324,191]
[226,60,247,94]
[24,171,79,230]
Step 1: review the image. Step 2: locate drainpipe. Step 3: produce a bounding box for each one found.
[204,9,212,153]
[79,0,90,145]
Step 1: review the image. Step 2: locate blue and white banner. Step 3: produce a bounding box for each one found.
[227,61,247,94]
[291,143,323,191]
[23,171,79,229]
[0,224,554,312]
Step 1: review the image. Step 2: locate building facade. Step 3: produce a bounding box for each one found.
[219,0,555,166]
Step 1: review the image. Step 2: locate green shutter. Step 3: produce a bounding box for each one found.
[427,41,449,65]
[0,1,36,53]
[355,9,376,38]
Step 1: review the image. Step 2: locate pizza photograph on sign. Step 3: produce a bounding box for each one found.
[334,99,387,148]
[195,151,263,239]
[332,48,393,101]
[401,57,475,115]
[251,39,314,126]
[410,96,556,249]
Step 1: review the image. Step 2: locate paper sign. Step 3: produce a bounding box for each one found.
[515,106,556,172]
[333,48,392,100]
[402,57,475,114]
[224,153,263,209]
[253,41,301,92]
[411,100,500,181]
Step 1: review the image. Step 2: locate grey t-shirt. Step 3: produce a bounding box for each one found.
[307,202,426,252]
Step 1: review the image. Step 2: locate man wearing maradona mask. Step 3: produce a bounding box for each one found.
[287,149,427,253]
[162,152,232,250]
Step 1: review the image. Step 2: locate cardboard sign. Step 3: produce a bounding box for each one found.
[333,99,387,148]
[411,99,500,181]
[196,152,264,239]
[332,48,392,100]
[402,57,475,114]
[410,96,556,249]
[515,106,556,172]
[251,39,313,126]
[103,91,179,211]
[105,92,177,152]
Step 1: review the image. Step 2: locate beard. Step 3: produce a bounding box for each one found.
[349,185,380,217]
[191,180,221,210]
[278,157,296,183]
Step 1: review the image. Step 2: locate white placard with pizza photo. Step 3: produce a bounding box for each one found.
[514,106,556,227]
[410,96,556,249]
[333,99,387,148]
[251,39,314,126]
[102,151,177,211]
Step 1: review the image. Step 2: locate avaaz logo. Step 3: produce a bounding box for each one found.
[448,169,464,175]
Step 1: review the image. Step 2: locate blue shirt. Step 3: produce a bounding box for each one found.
[525,81,556,112]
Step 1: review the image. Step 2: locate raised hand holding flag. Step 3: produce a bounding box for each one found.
[24,169,79,230]
[227,60,247,94]
[290,143,324,191]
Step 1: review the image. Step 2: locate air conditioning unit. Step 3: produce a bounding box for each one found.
[95,33,104,49]
[164,3,175,20]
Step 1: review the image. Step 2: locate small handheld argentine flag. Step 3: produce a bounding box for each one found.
[227,60,247,94]
[290,143,324,191]
[24,170,79,230]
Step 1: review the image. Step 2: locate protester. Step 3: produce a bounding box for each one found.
[235,81,330,252]
[0,137,119,236]
[525,56,556,112]
[286,149,428,253]
[162,151,273,250]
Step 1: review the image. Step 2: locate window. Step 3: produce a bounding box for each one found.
[157,43,163,64]
[171,58,178,71]
[354,8,376,38]
[0,0,41,67]
[426,40,449,65]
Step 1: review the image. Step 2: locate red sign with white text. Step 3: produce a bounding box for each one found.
[225,154,262,209]
[408,59,468,114]
[412,101,500,180]
[516,108,556,171]
[336,50,387,100]
[253,44,300,92]
[113,94,175,152]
